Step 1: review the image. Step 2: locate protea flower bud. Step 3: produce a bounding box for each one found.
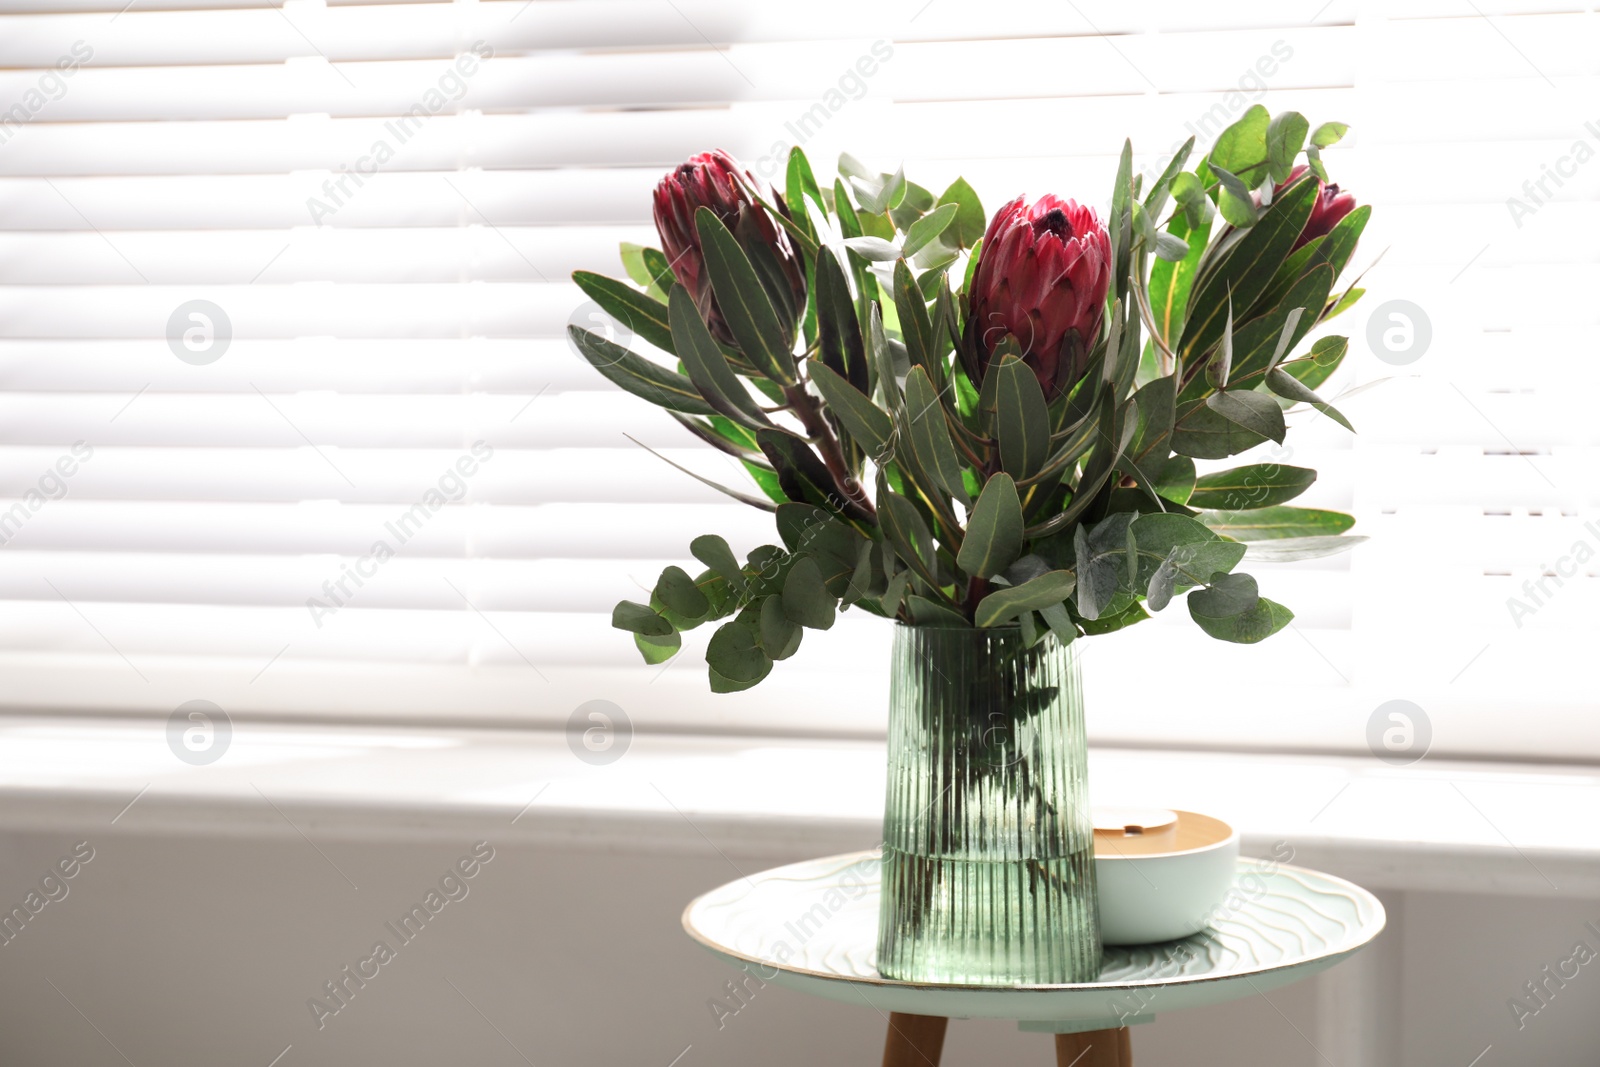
[963,195,1111,400]
[652,150,806,347]
[1278,164,1357,250]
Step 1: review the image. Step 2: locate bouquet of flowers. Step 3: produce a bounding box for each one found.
[570,106,1368,693]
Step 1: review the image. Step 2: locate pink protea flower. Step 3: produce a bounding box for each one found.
[963,195,1112,400]
[652,150,806,346]
[1277,164,1357,250]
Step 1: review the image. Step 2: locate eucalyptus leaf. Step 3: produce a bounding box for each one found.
[654,565,710,621]
[1205,389,1287,443]
[902,203,959,260]
[613,600,672,637]
[782,556,837,630]
[937,177,986,249]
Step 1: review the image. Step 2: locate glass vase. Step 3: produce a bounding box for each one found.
[876,623,1100,985]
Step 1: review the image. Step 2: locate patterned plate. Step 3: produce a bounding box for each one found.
[683,850,1385,1031]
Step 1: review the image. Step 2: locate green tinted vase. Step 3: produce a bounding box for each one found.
[877,624,1100,984]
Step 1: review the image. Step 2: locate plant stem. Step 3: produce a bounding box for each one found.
[784,379,877,520]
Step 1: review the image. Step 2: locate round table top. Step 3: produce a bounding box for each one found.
[683,850,1385,1032]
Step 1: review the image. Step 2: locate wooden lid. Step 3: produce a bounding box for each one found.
[1092,807,1234,858]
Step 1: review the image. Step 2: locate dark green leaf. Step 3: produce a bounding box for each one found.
[613,600,672,636]
[654,565,710,620]
[669,286,771,430]
[706,618,772,684]
[956,473,1024,580]
[573,270,676,356]
[1205,389,1287,443]
[893,259,939,375]
[814,250,868,393]
[756,430,861,519]
[1148,209,1211,349]
[975,570,1077,628]
[904,366,969,505]
[1188,573,1292,643]
[695,207,796,384]
[1266,368,1355,431]
[809,361,893,460]
[1154,454,1196,504]
[691,534,746,594]
[1182,177,1318,361]
[781,556,836,630]
[758,594,803,660]
[994,354,1050,479]
[879,486,941,591]
[907,595,971,627]
[568,326,715,416]
[1189,464,1317,510]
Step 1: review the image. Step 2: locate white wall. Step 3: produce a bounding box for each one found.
[1,826,1596,1067]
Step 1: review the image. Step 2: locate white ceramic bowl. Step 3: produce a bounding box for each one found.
[1092,807,1240,946]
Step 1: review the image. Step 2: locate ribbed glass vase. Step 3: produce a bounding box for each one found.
[877,623,1100,985]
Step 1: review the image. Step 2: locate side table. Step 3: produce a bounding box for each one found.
[683,850,1385,1066]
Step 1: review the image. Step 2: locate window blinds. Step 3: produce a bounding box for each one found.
[0,0,1592,760]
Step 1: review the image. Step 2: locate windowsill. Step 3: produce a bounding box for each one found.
[0,715,1595,899]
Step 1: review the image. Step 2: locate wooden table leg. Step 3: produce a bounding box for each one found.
[1054,1026,1132,1066]
[882,1012,949,1067]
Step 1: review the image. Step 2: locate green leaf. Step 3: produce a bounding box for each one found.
[1188,573,1292,643]
[1189,464,1317,510]
[785,147,824,242]
[1210,165,1259,228]
[1182,177,1318,361]
[1199,505,1356,541]
[756,430,860,519]
[1077,598,1150,636]
[1130,512,1241,588]
[975,570,1077,628]
[893,259,939,376]
[573,270,677,356]
[654,565,710,620]
[902,203,959,260]
[936,177,986,249]
[1073,512,1137,621]
[1144,137,1196,217]
[668,286,771,430]
[690,534,746,594]
[781,556,836,630]
[633,629,680,665]
[569,327,714,416]
[1266,111,1310,184]
[903,366,969,505]
[695,207,796,385]
[879,487,941,592]
[1154,454,1196,504]
[994,355,1050,479]
[814,250,868,393]
[1311,121,1349,148]
[809,360,892,460]
[1266,368,1355,432]
[1170,402,1267,460]
[1283,335,1350,392]
[1205,389,1287,444]
[619,243,667,300]
[906,595,971,628]
[844,236,901,262]
[758,594,803,660]
[1209,104,1272,187]
[1243,535,1368,562]
[956,473,1024,580]
[1147,208,1211,349]
[627,432,778,511]
[706,618,772,684]
[1154,231,1190,260]
[613,600,672,636]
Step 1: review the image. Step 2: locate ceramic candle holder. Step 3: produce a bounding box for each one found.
[1091,807,1240,946]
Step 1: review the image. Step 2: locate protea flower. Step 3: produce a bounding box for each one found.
[652,150,806,346]
[963,195,1111,400]
[1277,164,1357,250]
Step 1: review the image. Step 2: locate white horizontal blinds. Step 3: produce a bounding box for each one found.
[0,1,1592,756]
